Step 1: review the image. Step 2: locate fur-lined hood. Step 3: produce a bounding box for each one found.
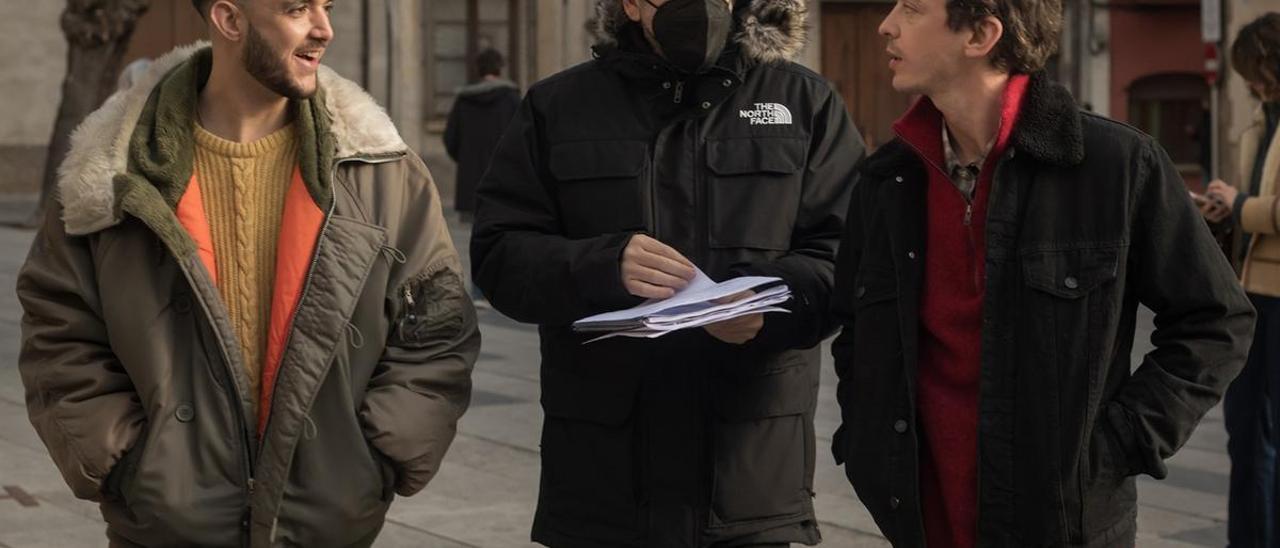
[58,42,407,236]
[589,0,808,65]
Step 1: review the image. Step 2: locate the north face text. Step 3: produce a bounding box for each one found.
[739,103,793,125]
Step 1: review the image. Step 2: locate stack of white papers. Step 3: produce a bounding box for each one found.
[573,268,791,343]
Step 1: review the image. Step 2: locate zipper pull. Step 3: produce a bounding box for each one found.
[403,286,417,322]
[248,477,255,495]
[963,204,973,226]
[673,81,685,104]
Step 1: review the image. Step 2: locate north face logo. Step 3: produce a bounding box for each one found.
[739,103,793,125]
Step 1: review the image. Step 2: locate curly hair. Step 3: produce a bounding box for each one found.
[945,0,1063,74]
[1232,13,1280,99]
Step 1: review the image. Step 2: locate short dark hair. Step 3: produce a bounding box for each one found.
[1232,13,1280,99]
[475,49,505,78]
[945,0,1063,74]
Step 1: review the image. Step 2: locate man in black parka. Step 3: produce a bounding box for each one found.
[445,48,520,222]
[470,0,864,546]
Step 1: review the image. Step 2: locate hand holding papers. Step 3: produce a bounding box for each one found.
[620,235,699,300]
[702,291,768,345]
[574,267,791,343]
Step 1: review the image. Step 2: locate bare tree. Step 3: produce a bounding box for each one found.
[28,0,150,227]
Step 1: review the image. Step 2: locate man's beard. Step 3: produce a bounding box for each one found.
[242,24,314,99]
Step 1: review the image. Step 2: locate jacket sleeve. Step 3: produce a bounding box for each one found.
[359,154,480,496]
[16,206,146,501]
[443,103,461,162]
[1117,139,1255,479]
[470,95,643,325]
[1239,195,1280,235]
[734,87,864,352]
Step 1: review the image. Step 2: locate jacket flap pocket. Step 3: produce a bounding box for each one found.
[1022,246,1120,298]
[713,359,814,421]
[541,370,638,426]
[549,140,647,181]
[706,137,806,176]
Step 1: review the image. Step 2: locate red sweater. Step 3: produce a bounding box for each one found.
[891,75,1029,548]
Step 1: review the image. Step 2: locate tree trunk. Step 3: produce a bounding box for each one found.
[28,0,149,228]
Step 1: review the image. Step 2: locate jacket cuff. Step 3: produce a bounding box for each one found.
[394,452,439,496]
[729,264,806,353]
[1105,402,1166,480]
[1240,196,1279,235]
[571,232,643,312]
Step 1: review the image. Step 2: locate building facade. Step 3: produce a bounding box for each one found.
[0,0,1268,200]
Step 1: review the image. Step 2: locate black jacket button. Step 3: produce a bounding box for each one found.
[1064,276,1079,290]
[856,286,867,299]
[889,496,901,509]
[894,419,908,433]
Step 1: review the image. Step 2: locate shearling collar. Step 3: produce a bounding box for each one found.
[57,42,407,236]
[589,0,808,65]
[1009,72,1086,167]
[861,72,1086,177]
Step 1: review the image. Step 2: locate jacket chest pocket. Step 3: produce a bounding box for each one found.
[706,137,806,251]
[548,140,649,238]
[1020,246,1121,356]
[1022,247,1120,300]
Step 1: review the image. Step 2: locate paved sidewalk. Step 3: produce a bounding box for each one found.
[0,206,1232,547]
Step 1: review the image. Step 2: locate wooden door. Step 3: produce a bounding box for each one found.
[821,2,914,150]
[123,0,208,66]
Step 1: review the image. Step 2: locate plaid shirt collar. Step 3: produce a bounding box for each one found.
[942,122,994,201]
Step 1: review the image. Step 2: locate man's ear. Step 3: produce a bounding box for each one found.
[622,0,643,23]
[209,0,248,42]
[964,15,1004,63]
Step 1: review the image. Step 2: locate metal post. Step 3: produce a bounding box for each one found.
[361,0,371,89]
[1211,83,1220,180]
[508,0,521,84]
[385,0,395,119]
[1202,0,1222,180]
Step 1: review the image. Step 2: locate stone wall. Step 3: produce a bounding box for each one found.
[0,2,65,195]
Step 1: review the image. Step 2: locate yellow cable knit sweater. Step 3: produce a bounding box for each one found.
[193,122,298,412]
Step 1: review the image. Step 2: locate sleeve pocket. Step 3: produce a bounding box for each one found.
[392,266,471,348]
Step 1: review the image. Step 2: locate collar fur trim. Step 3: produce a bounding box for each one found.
[58,42,405,235]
